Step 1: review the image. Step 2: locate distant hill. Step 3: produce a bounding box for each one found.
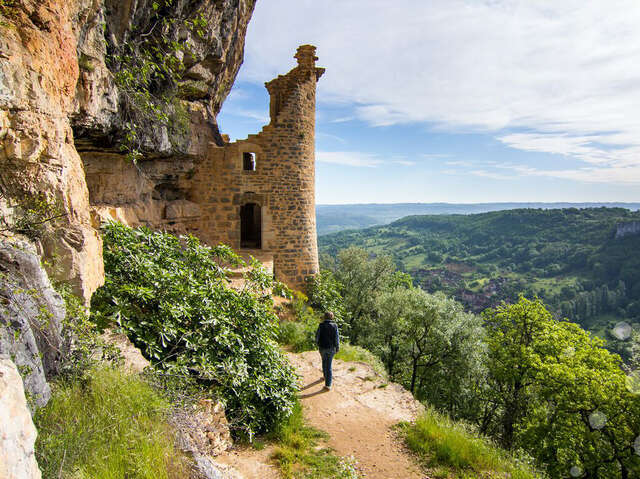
[319,207,640,359]
[316,202,640,235]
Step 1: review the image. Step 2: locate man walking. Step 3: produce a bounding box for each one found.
[315,311,340,390]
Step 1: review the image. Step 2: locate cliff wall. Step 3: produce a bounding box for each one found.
[0,0,256,300]
[615,221,640,239]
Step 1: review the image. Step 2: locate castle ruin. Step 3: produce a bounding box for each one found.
[190,45,324,288]
[84,45,324,291]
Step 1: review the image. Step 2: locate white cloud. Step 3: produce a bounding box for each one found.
[445,160,474,167]
[469,170,515,181]
[330,116,356,123]
[223,107,269,124]
[317,131,348,144]
[241,0,640,184]
[317,151,383,168]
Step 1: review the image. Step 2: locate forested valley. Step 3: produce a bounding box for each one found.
[319,207,640,360]
[299,237,640,477]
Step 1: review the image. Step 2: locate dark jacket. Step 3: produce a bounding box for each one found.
[315,320,340,351]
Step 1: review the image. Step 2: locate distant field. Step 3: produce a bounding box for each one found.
[316,202,640,235]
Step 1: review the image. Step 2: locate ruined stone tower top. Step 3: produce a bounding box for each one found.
[265,45,324,125]
[295,44,320,70]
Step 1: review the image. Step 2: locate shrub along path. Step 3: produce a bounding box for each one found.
[288,351,425,479]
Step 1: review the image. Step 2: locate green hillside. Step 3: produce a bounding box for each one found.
[315,202,640,235]
[319,207,640,358]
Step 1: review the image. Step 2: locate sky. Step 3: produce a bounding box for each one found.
[217,0,640,205]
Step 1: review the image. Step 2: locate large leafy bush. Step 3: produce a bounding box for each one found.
[91,222,297,436]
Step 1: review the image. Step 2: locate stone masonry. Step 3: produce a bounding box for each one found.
[189,45,324,290]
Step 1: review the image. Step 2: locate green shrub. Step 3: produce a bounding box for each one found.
[400,408,541,479]
[277,318,317,352]
[55,283,120,380]
[0,193,64,240]
[91,222,297,437]
[34,366,190,479]
[277,292,320,352]
[273,280,294,299]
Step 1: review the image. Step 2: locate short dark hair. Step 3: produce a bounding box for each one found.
[324,311,334,320]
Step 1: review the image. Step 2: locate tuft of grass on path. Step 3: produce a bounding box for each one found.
[34,366,191,479]
[335,343,387,379]
[270,402,359,479]
[399,407,543,479]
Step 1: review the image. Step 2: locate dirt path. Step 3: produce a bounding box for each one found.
[217,352,425,478]
[288,351,425,479]
[215,443,280,479]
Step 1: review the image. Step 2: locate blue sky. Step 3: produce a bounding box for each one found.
[218,0,640,205]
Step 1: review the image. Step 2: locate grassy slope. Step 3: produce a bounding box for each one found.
[400,408,542,479]
[34,366,191,479]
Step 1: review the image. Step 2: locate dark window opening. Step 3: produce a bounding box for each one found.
[240,203,261,249]
[243,152,256,171]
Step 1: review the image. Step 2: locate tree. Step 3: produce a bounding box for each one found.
[305,269,346,325]
[371,288,485,419]
[333,247,396,343]
[482,297,640,478]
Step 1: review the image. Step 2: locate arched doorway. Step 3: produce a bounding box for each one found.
[240,203,261,249]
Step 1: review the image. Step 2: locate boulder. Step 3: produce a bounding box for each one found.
[0,239,65,408]
[0,356,42,479]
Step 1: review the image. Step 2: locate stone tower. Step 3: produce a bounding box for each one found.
[190,45,325,290]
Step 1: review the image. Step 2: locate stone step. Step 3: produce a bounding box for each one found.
[227,250,274,278]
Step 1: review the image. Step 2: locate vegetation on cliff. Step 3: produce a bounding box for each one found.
[34,366,191,479]
[105,0,208,160]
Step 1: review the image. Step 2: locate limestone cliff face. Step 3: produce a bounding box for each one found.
[0,239,66,408]
[615,221,640,239]
[0,0,103,300]
[0,0,256,300]
[71,0,255,154]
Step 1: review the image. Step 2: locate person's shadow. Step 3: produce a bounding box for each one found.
[299,378,327,399]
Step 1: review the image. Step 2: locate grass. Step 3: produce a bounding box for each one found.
[270,402,359,479]
[34,366,191,479]
[277,314,318,352]
[399,407,542,479]
[335,343,387,379]
[276,296,319,352]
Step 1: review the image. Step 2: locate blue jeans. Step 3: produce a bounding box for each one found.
[319,347,336,387]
